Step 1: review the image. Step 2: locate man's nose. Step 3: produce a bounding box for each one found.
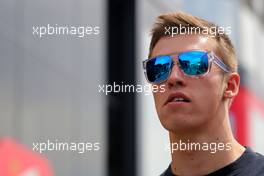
[166,63,186,88]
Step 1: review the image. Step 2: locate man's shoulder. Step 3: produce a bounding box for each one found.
[160,147,264,176]
[208,147,264,176]
[243,148,264,175]
[160,164,174,176]
[243,147,264,163]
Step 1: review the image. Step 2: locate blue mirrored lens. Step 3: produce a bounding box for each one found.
[146,55,172,83]
[178,51,209,75]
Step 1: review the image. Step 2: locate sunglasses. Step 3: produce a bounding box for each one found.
[142,50,230,84]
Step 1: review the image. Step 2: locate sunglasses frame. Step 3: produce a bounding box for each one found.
[142,50,231,84]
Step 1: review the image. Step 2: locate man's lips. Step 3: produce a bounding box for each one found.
[164,92,191,105]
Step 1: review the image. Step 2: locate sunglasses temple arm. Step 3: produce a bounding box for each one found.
[212,55,230,73]
[142,60,146,69]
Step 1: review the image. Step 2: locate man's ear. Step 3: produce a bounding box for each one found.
[224,72,240,98]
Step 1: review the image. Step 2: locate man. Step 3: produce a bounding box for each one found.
[142,12,264,176]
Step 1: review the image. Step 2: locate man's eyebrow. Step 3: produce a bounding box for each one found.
[150,53,171,58]
[151,51,181,58]
[151,49,210,58]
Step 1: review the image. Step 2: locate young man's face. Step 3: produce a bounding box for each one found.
[151,34,228,133]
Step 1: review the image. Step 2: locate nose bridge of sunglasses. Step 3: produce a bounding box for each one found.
[170,57,185,77]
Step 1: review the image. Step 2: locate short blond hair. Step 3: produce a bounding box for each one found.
[149,12,237,72]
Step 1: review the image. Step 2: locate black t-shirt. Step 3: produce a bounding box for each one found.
[161,147,264,176]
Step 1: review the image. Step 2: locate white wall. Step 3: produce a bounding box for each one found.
[0,0,106,175]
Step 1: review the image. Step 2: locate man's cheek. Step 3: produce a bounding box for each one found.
[152,92,162,110]
[152,92,159,105]
[153,89,163,102]
[153,91,167,113]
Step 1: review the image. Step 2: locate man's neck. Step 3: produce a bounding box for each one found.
[169,116,245,175]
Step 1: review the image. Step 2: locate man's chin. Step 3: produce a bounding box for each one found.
[159,117,204,133]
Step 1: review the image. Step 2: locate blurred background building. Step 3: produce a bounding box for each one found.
[0,0,106,175]
[0,0,263,175]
